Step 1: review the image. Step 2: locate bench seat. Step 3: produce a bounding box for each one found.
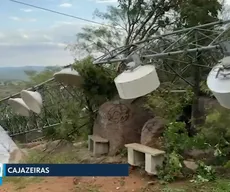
[88,135,109,156]
[125,143,165,175]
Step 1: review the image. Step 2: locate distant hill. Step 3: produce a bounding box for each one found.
[0,66,52,81]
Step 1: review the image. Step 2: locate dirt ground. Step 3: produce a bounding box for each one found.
[0,171,150,192]
[1,141,152,192]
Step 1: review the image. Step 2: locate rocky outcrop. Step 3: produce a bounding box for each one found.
[140,117,166,149]
[93,98,153,155]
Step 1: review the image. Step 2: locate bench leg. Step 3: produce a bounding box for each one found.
[145,154,164,175]
[93,142,109,156]
[127,148,145,166]
[88,137,94,152]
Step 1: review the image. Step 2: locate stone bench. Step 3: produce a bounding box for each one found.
[88,135,109,156]
[125,143,165,175]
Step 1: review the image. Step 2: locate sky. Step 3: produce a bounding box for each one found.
[0,0,118,67]
[1,0,230,67]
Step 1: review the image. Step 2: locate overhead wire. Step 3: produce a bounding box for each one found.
[8,0,115,28]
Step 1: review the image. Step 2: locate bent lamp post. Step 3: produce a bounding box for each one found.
[114,54,160,99]
[207,56,230,109]
[8,98,30,117]
[53,67,83,87]
[20,90,43,114]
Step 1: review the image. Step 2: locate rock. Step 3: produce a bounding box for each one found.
[140,117,165,149]
[30,140,74,154]
[183,160,198,171]
[9,149,27,163]
[184,149,214,160]
[93,98,153,155]
[44,140,74,153]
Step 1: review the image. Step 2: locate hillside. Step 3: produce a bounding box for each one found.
[0,66,48,81]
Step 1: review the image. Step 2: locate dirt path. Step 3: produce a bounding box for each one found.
[0,172,149,192]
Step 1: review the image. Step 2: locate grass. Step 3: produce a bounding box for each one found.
[4,140,230,192]
[23,149,80,164]
[3,177,43,190]
[3,144,82,189]
[141,179,230,192]
[75,184,101,192]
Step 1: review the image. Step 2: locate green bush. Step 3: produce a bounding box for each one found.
[157,151,183,182]
[145,83,193,121]
[42,57,118,141]
[200,107,230,162]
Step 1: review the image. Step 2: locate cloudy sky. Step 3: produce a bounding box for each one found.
[1,0,230,67]
[0,0,118,67]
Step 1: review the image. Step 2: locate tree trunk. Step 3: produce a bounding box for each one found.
[190,51,202,136]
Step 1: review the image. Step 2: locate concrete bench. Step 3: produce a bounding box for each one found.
[88,135,109,156]
[125,143,165,175]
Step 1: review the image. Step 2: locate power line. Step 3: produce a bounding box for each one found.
[8,0,114,28]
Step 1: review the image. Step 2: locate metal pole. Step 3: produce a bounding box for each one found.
[94,45,220,64]
[94,20,230,65]
[0,78,54,103]
[135,20,230,46]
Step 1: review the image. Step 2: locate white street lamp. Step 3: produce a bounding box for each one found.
[8,98,30,117]
[53,67,83,87]
[20,90,43,114]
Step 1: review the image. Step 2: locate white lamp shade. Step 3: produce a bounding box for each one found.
[114,65,160,99]
[53,68,82,86]
[20,90,43,114]
[207,58,230,109]
[8,98,30,117]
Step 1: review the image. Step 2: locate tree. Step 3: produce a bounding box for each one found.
[70,0,178,57]
[44,57,118,140]
[72,56,117,135]
[69,0,224,137]
[172,0,222,134]
[173,0,222,28]
[25,66,61,85]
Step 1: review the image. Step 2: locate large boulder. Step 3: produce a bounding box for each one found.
[9,149,27,163]
[93,98,153,155]
[140,117,166,149]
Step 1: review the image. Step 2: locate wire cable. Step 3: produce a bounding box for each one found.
[8,0,114,28]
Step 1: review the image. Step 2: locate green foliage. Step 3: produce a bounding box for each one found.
[173,0,222,28]
[201,107,230,159]
[162,188,186,192]
[158,179,230,192]
[73,57,117,104]
[71,0,178,56]
[224,160,230,168]
[164,122,190,153]
[200,81,213,96]
[158,121,210,182]
[57,101,90,141]
[25,66,60,85]
[191,161,216,183]
[43,57,118,141]
[157,122,191,182]
[145,84,193,121]
[157,151,183,182]
[164,122,208,154]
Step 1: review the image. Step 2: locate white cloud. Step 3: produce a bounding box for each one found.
[21,34,29,39]
[95,0,117,3]
[0,21,95,66]
[20,8,33,12]
[9,16,37,22]
[51,21,74,28]
[0,33,4,39]
[43,35,53,41]
[59,3,72,7]
[9,16,20,21]
[0,45,73,67]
